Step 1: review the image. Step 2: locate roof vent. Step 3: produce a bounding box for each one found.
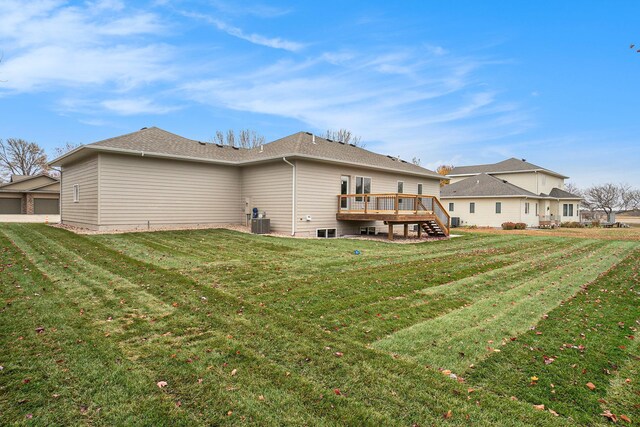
[259,144,264,153]
[386,155,395,159]
[232,146,240,150]
[349,143,356,147]
[503,180,508,183]
[326,138,333,142]
[198,141,206,145]
[521,158,526,162]
[305,131,313,135]
[140,127,148,130]
[215,144,224,148]
[312,134,316,144]
[400,159,407,163]
[476,180,480,184]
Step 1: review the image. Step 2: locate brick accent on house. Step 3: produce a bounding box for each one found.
[25,194,34,214]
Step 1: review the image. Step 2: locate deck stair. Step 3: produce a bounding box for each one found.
[421,220,447,237]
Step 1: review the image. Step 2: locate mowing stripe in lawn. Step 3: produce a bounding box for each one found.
[373,240,636,373]
[466,248,640,425]
[1,224,571,426]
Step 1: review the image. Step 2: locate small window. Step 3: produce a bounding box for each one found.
[563,203,574,217]
[535,203,538,216]
[417,183,423,195]
[316,228,336,238]
[525,202,530,214]
[73,184,80,203]
[469,202,475,214]
[397,181,404,193]
[495,202,502,214]
[448,202,455,212]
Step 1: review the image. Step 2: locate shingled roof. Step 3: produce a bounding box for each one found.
[440,173,539,198]
[449,157,568,179]
[547,187,581,199]
[50,127,442,179]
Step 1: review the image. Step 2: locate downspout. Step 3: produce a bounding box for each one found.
[282,157,296,236]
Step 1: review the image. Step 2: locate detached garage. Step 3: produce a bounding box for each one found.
[0,174,60,215]
[0,198,22,214]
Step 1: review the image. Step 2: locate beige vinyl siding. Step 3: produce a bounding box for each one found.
[34,182,61,192]
[240,161,292,234]
[2,176,57,191]
[443,197,540,228]
[61,156,99,228]
[491,172,538,194]
[99,153,241,230]
[295,160,440,237]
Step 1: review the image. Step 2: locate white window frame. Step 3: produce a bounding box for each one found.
[525,202,530,214]
[73,184,80,203]
[397,181,404,193]
[495,202,502,214]
[316,228,337,238]
[469,202,475,214]
[417,183,423,195]
[355,176,371,202]
[448,202,455,212]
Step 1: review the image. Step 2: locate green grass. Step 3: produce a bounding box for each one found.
[0,224,638,426]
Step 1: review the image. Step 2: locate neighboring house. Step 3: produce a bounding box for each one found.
[441,158,581,228]
[0,174,60,215]
[50,127,449,238]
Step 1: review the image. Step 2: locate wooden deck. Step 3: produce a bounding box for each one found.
[336,193,450,239]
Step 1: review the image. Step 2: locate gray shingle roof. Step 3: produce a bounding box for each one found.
[440,173,539,198]
[54,127,442,179]
[547,187,581,199]
[449,157,568,179]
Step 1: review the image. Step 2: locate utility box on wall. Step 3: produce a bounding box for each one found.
[251,218,270,234]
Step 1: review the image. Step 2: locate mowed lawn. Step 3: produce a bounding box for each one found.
[1,225,638,426]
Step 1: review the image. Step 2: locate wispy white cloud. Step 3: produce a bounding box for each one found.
[180,11,304,52]
[0,1,173,93]
[181,48,529,164]
[101,98,181,115]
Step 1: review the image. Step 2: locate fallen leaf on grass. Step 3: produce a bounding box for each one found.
[334,352,343,357]
[258,395,265,401]
[620,415,631,423]
[157,381,168,388]
[549,409,559,416]
[601,410,617,422]
[35,326,45,334]
[230,369,237,376]
[334,388,342,395]
[443,410,452,419]
[586,382,596,391]
[533,404,545,411]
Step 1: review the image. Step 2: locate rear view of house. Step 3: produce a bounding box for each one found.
[0,174,60,215]
[441,158,581,228]
[50,127,449,238]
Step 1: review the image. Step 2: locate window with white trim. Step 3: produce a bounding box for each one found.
[563,203,574,216]
[73,184,80,203]
[417,183,423,195]
[316,228,337,238]
[469,202,475,214]
[355,176,371,201]
[525,202,530,214]
[495,202,502,214]
[448,202,454,212]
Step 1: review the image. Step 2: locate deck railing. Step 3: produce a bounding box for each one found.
[337,193,450,231]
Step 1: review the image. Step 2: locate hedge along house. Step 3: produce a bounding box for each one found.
[0,174,60,215]
[50,127,450,238]
[441,158,581,228]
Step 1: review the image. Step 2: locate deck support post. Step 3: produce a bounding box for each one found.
[388,223,394,240]
[417,223,422,238]
[403,224,408,238]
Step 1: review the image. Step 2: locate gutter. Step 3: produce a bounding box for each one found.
[282,157,296,236]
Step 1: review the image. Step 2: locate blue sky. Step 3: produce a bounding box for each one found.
[1,0,638,187]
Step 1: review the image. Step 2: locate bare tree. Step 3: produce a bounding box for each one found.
[238,129,265,148]
[563,182,582,197]
[436,164,454,187]
[325,129,364,147]
[53,142,82,158]
[0,138,48,181]
[619,184,640,212]
[583,183,624,216]
[211,129,265,148]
